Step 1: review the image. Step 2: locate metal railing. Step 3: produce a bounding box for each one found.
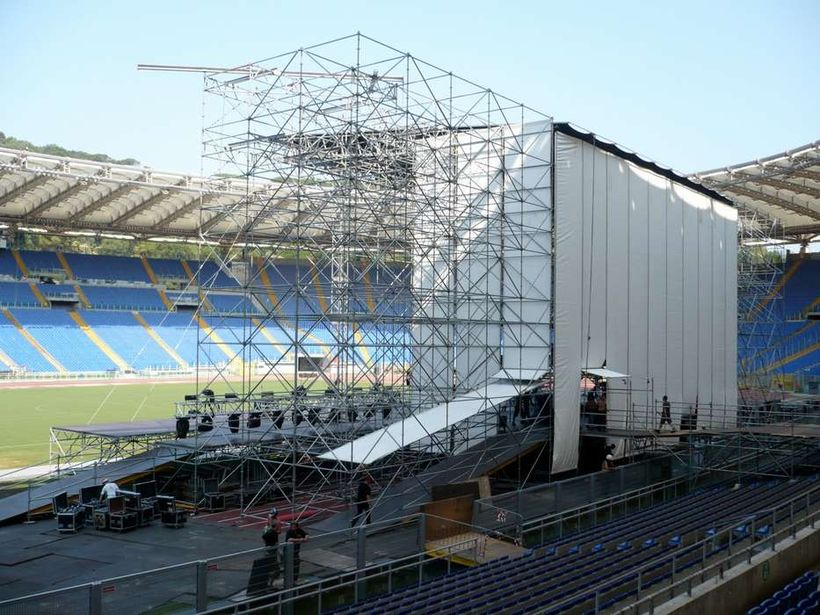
[201,534,483,615]
[473,454,680,533]
[0,508,512,615]
[516,473,692,548]
[532,484,820,614]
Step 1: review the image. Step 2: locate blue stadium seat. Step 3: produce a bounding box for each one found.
[0,316,55,371]
[64,252,151,283]
[0,281,39,307]
[148,257,188,279]
[81,311,180,369]
[81,285,166,311]
[21,250,63,273]
[0,250,409,374]
[11,308,115,371]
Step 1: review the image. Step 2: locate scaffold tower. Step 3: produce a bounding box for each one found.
[184,34,554,517]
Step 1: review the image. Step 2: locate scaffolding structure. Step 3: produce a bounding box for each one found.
[736,207,787,392]
[181,34,554,518]
[32,35,808,521]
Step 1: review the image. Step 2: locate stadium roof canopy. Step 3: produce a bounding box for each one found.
[0,146,410,246]
[5,137,819,246]
[0,147,318,244]
[694,140,820,242]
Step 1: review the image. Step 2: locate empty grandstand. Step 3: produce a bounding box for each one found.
[0,247,385,375]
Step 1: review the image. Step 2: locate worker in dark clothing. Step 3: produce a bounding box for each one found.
[659,395,673,430]
[261,507,282,581]
[285,520,308,582]
[351,478,373,526]
[585,394,599,430]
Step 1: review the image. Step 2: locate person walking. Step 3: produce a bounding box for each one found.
[351,478,373,526]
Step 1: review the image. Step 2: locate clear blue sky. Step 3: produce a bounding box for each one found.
[1,0,817,175]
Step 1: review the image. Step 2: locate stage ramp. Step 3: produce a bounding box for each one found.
[319,380,525,465]
[312,424,550,532]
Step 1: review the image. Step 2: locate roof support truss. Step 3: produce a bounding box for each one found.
[70,179,146,223]
[26,180,93,218]
[727,185,818,220]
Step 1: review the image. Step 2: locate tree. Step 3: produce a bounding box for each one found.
[0,131,140,166]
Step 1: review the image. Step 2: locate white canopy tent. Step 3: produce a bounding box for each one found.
[582,368,630,380]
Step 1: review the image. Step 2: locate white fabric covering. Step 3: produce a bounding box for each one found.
[553,131,737,473]
[582,368,629,379]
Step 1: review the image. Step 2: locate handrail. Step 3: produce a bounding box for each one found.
[200,534,484,615]
[474,455,678,527]
[533,482,820,614]
[521,474,688,531]
[619,506,819,614]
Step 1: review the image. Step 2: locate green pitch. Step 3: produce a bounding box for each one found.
[0,380,291,469]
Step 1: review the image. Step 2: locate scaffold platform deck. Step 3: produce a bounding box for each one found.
[54,419,178,439]
[581,422,820,440]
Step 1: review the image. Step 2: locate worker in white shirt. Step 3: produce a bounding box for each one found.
[99,478,119,502]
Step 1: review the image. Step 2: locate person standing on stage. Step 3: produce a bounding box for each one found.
[659,395,673,430]
[285,520,308,582]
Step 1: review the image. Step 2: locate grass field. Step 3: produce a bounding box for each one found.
[0,380,291,469]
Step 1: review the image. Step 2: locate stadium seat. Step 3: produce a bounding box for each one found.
[334,478,818,615]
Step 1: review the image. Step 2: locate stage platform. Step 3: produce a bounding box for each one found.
[0,446,181,524]
[52,414,390,454]
[162,420,363,452]
[54,419,178,439]
[1,412,397,524]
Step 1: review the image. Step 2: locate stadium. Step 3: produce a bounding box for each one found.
[0,32,818,615]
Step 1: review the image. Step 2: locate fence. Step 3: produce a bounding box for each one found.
[516,474,693,548]
[0,511,485,615]
[473,454,679,533]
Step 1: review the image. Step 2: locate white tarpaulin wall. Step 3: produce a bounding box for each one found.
[332,120,553,467]
[553,128,737,473]
[412,120,552,401]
